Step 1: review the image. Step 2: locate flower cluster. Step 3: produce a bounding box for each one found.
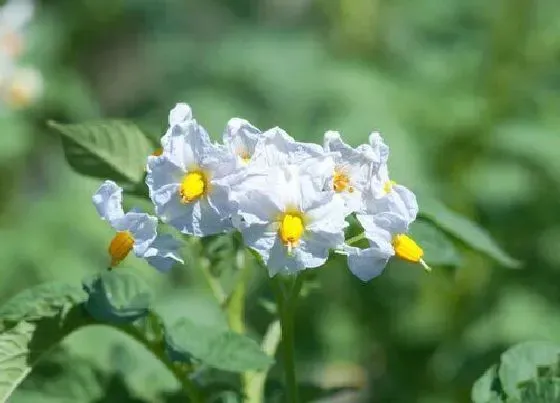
[94,103,429,281]
[0,0,42,109]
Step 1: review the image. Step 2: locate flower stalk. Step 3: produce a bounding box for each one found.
[272,274,306,403]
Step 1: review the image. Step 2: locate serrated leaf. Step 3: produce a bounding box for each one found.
[83,270,152,325]
[165,318,273,373]
[0,283,92,402]
[418,196,520,268]
[48,120,153,185]
[0,282,87,324]
[499,341,560,401]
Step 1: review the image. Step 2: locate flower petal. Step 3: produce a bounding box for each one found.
[92,180,125,226]
[168,103,192,126]
[343,245,392,281]
[146,154,184,195]
[143,234,184,272]
[114,212,158,257]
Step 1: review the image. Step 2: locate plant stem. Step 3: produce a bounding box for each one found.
[272,274,305,403]
[345,232,366,246]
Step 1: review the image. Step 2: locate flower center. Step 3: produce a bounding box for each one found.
[239,151,251,164]
[179,171,207,203]
[383,180,396,194]
[6,82,31,108]
[279,212,305,253]
[392,234,431,271]
[152,148,163,157]
[108,231,135,267]
[333,171,353,193]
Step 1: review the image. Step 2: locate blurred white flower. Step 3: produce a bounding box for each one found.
[323,130,382,214]
[93,180,183,272]
[231,161,347,276]
[147,103,237,237]
[0,0,33,60]
[0,66,43,108]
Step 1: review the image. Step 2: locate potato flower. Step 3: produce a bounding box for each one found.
[146,104,237,236]
[93,180,183,272]
[230,160,348,276]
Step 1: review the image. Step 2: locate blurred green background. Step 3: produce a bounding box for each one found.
[2,0,560,401]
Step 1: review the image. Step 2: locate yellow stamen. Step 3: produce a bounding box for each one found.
[152,148,163,157]
[239,151,251,164]
[179,170,207,203]
[333,170,353,193]
[6,83,31,108]
[279,212,305,253]
[383,180,397,194]
[392,234,431,271]
[108,231,135,267]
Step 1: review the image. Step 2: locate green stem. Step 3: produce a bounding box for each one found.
[345,232,366,246]
[272,274,305,403]
[114,323,203,403]
[200,261,227,305]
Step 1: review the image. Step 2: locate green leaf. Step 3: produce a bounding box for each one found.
[471,364,501,403]
[0,283,91,403]
[48,120,153,185]
[418,196,521,268]
[83,270,152,325]
[499,341,560,400]
[408,219,461,267]
[165,318,273,373]
[0,282,86,323]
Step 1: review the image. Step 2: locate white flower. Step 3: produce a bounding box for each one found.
[231,161,348,276]
[365,132,418,224]
[0,0,33,60]
[0,66,43,108]
[223,117,261,166]
[251,126,326,168]
[93,180,183,272]
[323,130,382,214]
[147,103,237,237]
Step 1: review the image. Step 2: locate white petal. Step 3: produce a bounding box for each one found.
[343,245,392,282]
[240,223,278,271]
[223,118,261,158]
[168,103,192,126]
[232,186,281,226]
[368,131,390,165]
[163,120,212,170]
[114,212,158,257]
[146,155,184,195]
[357,211,408,239]
[200,144,239,180]
[92,180,125,226]
[0,0,33,31]
[252,127,325,167]
[143,234,184,272]
[306,193,348,235]
[323,130,341,151]
[267,236,306,276]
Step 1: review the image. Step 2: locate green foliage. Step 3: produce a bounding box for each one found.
[165,318,273,373]
[472,341,560,403]
[0,283,91,403]
[47,120,153,186]
[83,270,152,325]
[419,195,521,268]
